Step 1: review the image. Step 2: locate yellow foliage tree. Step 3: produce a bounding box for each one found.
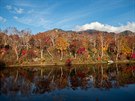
[55,37,69,60]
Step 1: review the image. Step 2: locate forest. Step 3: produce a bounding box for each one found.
[0,27,135,66]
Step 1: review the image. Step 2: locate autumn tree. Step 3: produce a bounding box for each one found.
[89,35,97,59]
[9,34,21,61]
[42,36,54,59]
[69,39,81,59]
[4,27,22,61]
[28,37,35,48]
[50,29,58,46]
[127,35,135,54]
[98,32,104,59]
[55,36,69,60]
[20,29,31,50]
[114,34,130,61]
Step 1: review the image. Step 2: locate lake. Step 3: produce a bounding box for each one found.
[0,64,135,101]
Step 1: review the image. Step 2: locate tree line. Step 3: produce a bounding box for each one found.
[0,27,135,65]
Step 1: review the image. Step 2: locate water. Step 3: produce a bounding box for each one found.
[0,64,135,101]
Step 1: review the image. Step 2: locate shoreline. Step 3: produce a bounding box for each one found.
[7,60,135,67]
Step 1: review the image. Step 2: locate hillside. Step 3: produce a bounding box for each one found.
[0,28,135,66]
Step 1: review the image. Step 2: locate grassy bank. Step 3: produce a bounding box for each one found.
[7,60,135,68]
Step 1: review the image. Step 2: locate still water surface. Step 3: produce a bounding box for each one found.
[0,64,135,101]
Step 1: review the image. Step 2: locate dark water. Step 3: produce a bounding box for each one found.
[0,64,135,101]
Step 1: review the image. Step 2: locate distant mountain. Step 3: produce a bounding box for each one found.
[78,29,100,34]
[119,30,135,35]
[46,28,66,33]
[35,28,135,37]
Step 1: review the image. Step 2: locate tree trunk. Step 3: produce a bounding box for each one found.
[74,53,77,59]
[115,34,119,61]
[14,46,19,61]
[116,52,119,61]
[50,37,55,46]
[60,50,63,60]
[93,39,96,59]
[40,49,44,59]
[100,34,104,58]
[47,48,53,58]
[0,51,6,59]
[116,40,121,61]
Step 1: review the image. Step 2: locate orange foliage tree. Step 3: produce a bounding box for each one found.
[55,36,69,60]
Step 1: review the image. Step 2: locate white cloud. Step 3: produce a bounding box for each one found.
[0,16,6,23]
[13,16,18,20]
[75,22,135,32]
[5,5,24,14]
[6,5,12,10]
[14,7,24,14]
[13,16,49,27]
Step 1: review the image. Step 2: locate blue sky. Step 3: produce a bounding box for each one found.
[0,0,135,34]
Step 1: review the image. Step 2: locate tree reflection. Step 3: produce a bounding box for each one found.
[0,64,135,96]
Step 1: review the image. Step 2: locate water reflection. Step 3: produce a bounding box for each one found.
[0,64,135,101]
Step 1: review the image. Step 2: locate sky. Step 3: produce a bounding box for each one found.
[0,0,135,34]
